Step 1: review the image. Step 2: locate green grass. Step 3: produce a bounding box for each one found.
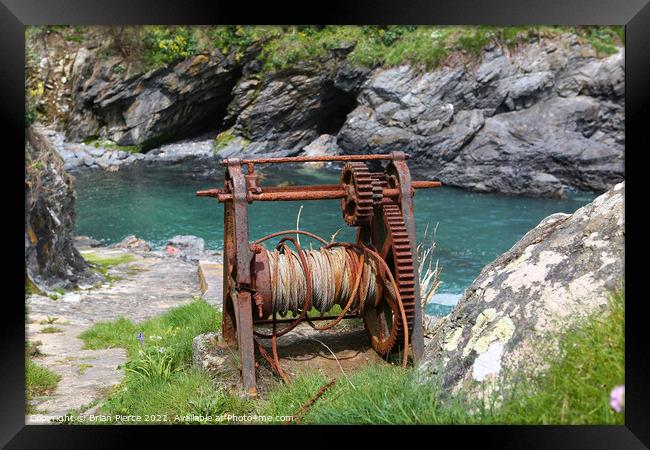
[213,130,236,152]
[40,326,64,334]
[26,359,61,397]
[75,290,623,424]
[40,316,60,325]
[210,25,624,72]
[259,364,474,424]
[142,26,198,70]
[259,290,625,424]
[83,139,143,154]
[100,369,254,423]
[83,252,135,267]
[82,252,135,282]
[580,25,622,55]
[77,299,256,423]
[76,363,93,375]
[80,298,220,367]
[488,289,625,424]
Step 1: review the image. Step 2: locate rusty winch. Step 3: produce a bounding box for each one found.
[197,152,440,394]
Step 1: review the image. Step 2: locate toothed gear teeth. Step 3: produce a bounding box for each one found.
[340,162,374,227]
[363,200,417,355]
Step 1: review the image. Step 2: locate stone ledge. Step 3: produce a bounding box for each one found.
[198,260,223,309]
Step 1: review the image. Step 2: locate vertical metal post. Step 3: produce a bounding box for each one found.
[222,195,238,345]
[225,160,257,395]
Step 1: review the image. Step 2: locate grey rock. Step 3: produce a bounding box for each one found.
[192,332,229,372]
[61,37,623,197]
[166,235,206,262]
[113,235,151,252]
[499,71,555,111]
[437,96,624,197]
[25,125,102,291]
[333,61,371,94]
[66,50,240,148]
[336,40,624,197]
[228,56,358,156]
[420,182,624,397]
[301,134,341,157]
[84,146,105,158]
[74,235,102,248]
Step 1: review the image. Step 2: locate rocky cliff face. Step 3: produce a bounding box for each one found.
[61,33,623,197]
[25,125,100,291]
[419,182,624,395]
[216,54,365,158]
[338,40,624,197]
[66,49,241,149]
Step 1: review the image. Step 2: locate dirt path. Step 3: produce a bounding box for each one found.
[26,246,204,423]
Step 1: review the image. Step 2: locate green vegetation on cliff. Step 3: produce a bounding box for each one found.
[205,25,623,71]
[28,25,623,75]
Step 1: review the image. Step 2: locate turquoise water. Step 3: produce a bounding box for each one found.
[73,164,596,313]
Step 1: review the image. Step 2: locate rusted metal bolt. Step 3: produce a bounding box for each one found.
[253,292,264,319]
[249,244,263,254]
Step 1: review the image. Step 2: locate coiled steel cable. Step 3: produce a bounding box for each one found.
[266,246,378,318]
[251,230,410,380]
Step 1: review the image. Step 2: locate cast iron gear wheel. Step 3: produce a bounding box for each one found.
[340,162,374,227]
[362,200,417,355]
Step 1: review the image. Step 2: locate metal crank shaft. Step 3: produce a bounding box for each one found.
[197,180,441,202]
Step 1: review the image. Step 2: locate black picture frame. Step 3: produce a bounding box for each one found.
[3,0,647,447]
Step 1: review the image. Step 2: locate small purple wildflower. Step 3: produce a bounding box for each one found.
[610,385,625,413]
[136,331,145,347]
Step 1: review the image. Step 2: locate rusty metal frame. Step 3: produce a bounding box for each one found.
[203,152,438,392]
[222,159,257,395]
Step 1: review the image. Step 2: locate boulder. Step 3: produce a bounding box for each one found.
[113,235,151,252]
[166,235,206,262]
[25,125,101,291]
[301,134,341,158]
[191,332,231,373]
[74,235,102,248]
[420,182,624,395]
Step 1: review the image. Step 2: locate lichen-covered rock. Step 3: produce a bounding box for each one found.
[420,182,624,395]
[25,125,101,291]
[191,332,231,373]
